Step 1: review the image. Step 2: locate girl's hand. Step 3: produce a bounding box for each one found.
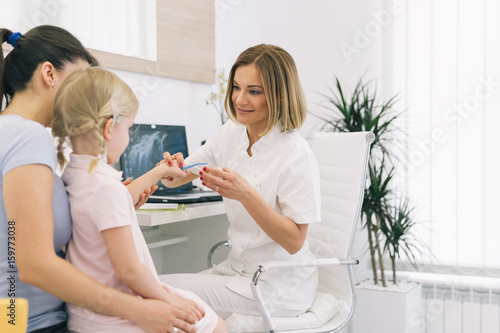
[123,178,158,210]
[199,166,255,202]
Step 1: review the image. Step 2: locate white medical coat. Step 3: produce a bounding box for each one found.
[186,121,322,311]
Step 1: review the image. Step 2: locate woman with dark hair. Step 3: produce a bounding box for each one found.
[162,44,321,320]
[0,26,199,333]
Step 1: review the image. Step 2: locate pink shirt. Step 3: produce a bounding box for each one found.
[62,154,158,332]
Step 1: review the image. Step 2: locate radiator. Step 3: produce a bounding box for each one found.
[421,284,500,333]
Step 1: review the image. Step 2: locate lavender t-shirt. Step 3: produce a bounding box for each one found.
[0,115,72,331]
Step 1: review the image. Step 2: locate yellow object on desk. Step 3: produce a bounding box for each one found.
[0,298,28,333]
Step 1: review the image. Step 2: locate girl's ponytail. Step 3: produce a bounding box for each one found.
[0,29,14,109]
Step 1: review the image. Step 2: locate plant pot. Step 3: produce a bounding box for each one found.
[350,280,422,333]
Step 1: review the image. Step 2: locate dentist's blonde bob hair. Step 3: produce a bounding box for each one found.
[52,67,138,173]
[224,44,307,136]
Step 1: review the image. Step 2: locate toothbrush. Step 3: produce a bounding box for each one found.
[180,162,209,170]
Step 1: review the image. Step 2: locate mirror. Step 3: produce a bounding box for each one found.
[1,0,214,84]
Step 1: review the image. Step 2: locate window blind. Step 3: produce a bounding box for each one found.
[389,0,500,272]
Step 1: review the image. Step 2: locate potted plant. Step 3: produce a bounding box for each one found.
[312,77,429,333]
[205,68,228,125]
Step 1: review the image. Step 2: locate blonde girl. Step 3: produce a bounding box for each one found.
[53,67,227,333]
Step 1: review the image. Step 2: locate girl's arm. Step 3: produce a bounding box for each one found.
[102,225,204,321]
[123,177,156,210]
[199,167,308,254]
[126,161,188,204]
[3,164,198,333]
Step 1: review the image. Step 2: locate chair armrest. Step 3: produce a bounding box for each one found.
[207,240,231,267]
[250,257,359,333]
[254,257,359,276]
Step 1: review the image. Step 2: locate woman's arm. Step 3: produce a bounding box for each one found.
[102,225,204,321]
[199,166,308,254]
[3,164,198,333]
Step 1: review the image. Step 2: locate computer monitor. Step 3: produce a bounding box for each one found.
[120,124,193,195]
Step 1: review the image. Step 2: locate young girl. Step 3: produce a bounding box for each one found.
[52,67,227,333]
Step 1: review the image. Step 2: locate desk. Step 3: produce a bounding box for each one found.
[138,201,229,274]
[137,201,226,226]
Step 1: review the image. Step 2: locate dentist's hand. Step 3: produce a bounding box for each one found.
[156,159,188,180]
[162,152,186,169]
[157,152,189,181]
[199,166,256,202]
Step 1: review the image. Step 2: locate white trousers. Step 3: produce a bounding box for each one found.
[160,270,306,319]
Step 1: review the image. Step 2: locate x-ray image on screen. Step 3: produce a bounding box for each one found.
[120,124,192,194]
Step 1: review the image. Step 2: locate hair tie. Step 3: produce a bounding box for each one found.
[7,32,21,47]
[110,100,122,126]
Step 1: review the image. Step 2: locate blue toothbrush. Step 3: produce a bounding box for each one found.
[180,162,209,170]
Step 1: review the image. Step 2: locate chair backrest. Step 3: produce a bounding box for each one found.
[307,132,374,304]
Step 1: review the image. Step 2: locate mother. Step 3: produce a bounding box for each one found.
[0,26,199,333]
[162,44,321,319]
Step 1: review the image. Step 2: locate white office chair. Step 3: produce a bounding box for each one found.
[208,131,374,333]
